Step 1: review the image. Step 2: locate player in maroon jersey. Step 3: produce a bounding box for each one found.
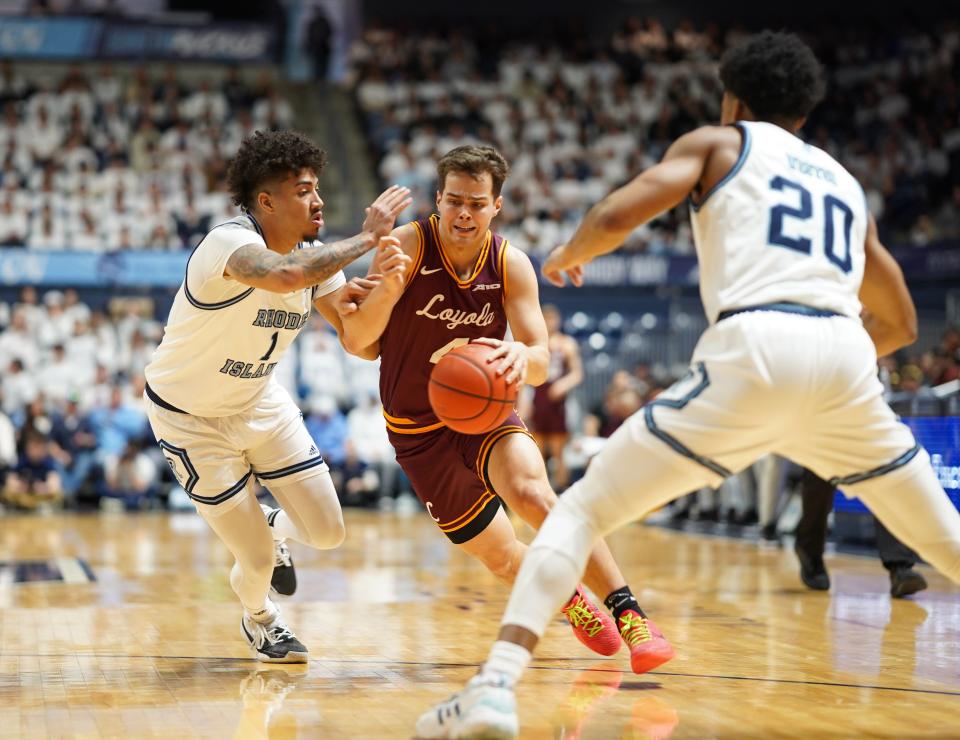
[335,145,673,673]
[521,304,582,490]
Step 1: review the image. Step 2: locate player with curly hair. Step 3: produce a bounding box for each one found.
[416,30,960,737]
[145,129,411,662]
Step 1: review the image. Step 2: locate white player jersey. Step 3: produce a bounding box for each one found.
[144,214,345,417]
[690,121,868,323]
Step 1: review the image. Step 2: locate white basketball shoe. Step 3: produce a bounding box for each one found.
[415,671,518,739]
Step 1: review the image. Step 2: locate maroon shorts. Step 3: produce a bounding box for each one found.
[388,411,530,544]
[531,385,567,435]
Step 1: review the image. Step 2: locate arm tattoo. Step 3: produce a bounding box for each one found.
[225,234,375,288]
[286,232,376,284]
[226,244,284,280]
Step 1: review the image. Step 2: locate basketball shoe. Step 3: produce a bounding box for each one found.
[260,504,297,596]
[617,611,675,674]
[414,671,518,739]
[241,612,309,663]
[794,540,830,591]
[561,586,621,656]
[889,566,927,598]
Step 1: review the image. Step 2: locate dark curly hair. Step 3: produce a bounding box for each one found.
[719,31,825,122]
[437,145,510,197]
[227,130,327,211]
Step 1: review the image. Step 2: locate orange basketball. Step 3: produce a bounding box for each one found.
[428,342,517,435]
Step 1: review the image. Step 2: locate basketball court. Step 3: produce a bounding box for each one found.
[3,509,957,738]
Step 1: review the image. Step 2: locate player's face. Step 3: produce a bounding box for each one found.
[436,171,502,247]
[272,168,324,240]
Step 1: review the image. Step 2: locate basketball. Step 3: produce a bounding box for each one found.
[428,343,517,435]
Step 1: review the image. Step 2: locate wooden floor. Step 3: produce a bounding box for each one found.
[1,509,958,739]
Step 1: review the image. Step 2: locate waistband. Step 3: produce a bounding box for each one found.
[717,302,841,322]
[145,383,188,414]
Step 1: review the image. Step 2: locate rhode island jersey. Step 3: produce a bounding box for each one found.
[145,214,345,417]
[379,214,509,433]
[690,121,868,323]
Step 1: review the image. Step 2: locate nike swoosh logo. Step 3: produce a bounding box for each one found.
[420,266,443,275]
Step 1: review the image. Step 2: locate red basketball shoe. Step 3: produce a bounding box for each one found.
[617,610,675,674]
[561,587,621,656]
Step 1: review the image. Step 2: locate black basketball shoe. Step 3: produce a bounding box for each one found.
[261,504,297,596]
[795,541,830,591]
[890,567,927,598]
[241,613,309,663]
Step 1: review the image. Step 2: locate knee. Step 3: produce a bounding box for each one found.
[304,511,346,550]
[478,543,524,582]
[321,515,346,549]
[503,477,555,527]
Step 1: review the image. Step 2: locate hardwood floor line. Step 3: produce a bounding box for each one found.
[643,670,960,697]
[7,651,958,698]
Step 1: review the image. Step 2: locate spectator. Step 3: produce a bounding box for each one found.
[1,431,63,511]
[0,191,27,245]
[88,385,148,461]
[2,359,37,415]
[37,344,77,405]
[49,395,99,504]
[337,439,381,508]
[102,439,157,511]
[0,400,17,492]
[304,394,348,468]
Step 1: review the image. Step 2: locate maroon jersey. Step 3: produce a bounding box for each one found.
[380,214,510,434]
[531,342,570,434]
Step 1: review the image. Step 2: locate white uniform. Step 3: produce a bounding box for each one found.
[691,121,866,323]
[502,122,960,640]
[633,120,920,490]
[145,214,345,513]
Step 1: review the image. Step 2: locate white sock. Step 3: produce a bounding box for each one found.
[266,508,303,543]
[248,599,279,625]
[480,641,531,687]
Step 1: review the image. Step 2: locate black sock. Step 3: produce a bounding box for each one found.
[604,586,645,623]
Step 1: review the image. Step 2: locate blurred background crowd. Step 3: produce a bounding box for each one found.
[0,7,956,521]
[350,19,960,255]
[0,284,954,514]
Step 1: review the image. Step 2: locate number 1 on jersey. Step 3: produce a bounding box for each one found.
[430,337,470,364]
[260,331,279,361]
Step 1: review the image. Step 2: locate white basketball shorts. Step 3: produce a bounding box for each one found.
[633,309,919,492]
[146,381,328,515]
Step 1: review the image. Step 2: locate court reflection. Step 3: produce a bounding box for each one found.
[550,663,679,740]
[234,666,306,740]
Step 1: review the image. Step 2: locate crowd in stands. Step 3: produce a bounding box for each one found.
[0,285,953,514]
[560,322,959,528]
[0,287,408,513]
[349,18,960,255]
[881,326,960,393]
[0,60,294,250]
[1,18,957,513]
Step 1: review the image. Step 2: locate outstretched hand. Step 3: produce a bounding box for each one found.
[541,244,585,287]
[362,185,413,240]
